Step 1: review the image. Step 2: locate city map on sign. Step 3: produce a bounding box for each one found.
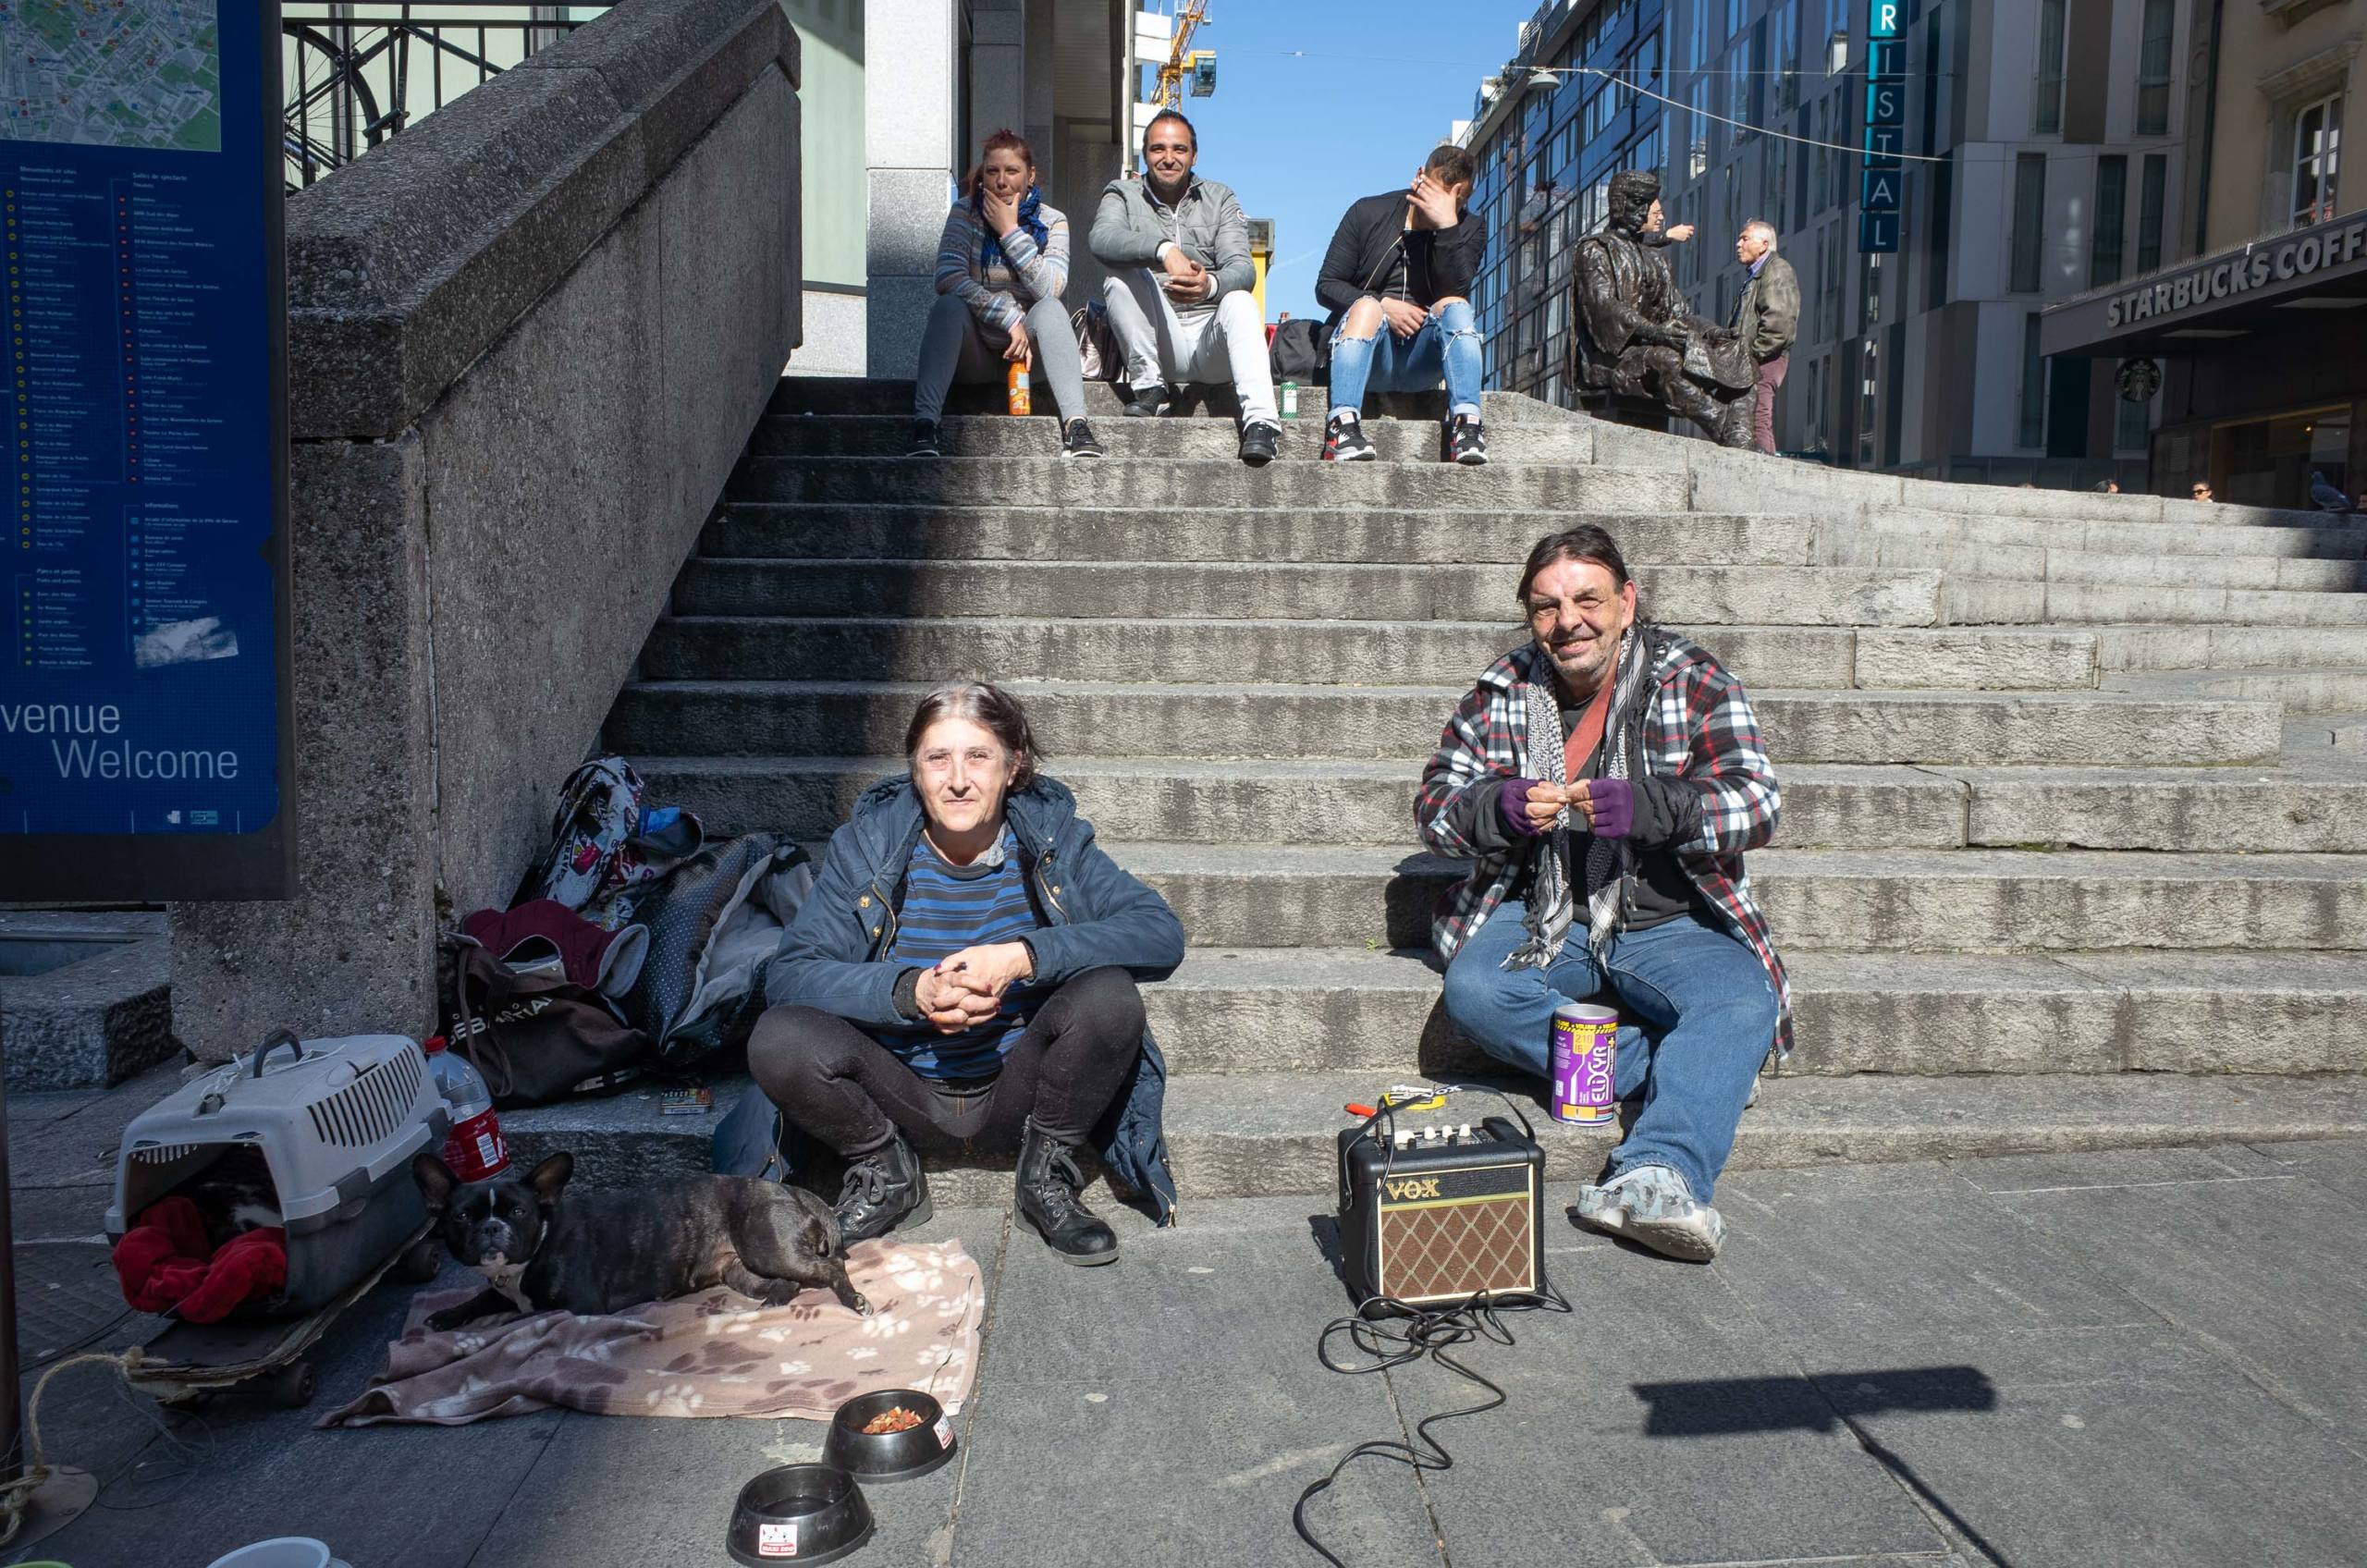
[0,0,221,152]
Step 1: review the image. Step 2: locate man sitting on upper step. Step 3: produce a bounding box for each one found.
[1314,142,1490,465]
[1089,108,1283,466]
[1415,526,1790,1262]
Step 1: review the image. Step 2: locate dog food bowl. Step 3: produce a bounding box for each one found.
[728,1464,873,1565]
[824,1389,958,1483]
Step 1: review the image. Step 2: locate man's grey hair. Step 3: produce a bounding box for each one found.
[1743,218,1779,249]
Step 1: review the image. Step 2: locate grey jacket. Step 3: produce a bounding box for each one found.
[1734,251,1801,362]
[1089,174,1257,301]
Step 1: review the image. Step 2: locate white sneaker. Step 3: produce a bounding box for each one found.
[1574,1164,1725,1262]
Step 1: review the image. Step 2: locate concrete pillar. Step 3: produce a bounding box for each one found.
[1023,0,1057,183]
[865,0,958,378]
[970,0,1026,148]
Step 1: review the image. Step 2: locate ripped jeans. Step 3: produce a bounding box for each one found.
[1327,296,1483,420]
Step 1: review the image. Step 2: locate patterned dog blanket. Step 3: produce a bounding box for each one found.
[322,1238,982,1427]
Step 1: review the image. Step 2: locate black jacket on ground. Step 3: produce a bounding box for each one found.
[1315,190,1488,325]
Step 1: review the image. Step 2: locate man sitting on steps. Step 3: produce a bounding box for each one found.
[1089,108,1283,466]
[1315,143,1490,464]
[1416,525,1790,1262]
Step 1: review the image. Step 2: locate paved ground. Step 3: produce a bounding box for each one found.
[11,1065,2367,1568]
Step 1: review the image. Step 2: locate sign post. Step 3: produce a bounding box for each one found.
[1858,0,1903,253]
[2,0,294,904]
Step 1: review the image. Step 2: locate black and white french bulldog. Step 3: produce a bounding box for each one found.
[411,1150,869,1331]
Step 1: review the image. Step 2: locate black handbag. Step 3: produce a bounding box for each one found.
[438,935,653,1108]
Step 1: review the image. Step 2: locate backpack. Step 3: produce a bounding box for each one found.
[523,756,704,930]
[1271,316,1327,383]
[438,935,652,1108]
[622,835,816,1069]
[1073,298,1120,382]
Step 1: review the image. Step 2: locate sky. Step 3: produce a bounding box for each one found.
[1168,1,1538,322]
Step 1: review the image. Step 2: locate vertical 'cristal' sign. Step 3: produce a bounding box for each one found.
[1858,0,1904,253]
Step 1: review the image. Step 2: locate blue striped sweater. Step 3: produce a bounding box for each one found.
[869,827,1045,1080]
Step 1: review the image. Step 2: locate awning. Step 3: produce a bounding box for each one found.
[2041,206,2367,358]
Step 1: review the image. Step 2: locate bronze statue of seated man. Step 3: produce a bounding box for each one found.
[1568,170,1756,449]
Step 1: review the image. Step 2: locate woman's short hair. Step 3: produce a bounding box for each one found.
[1515,525,1633,604]
[904,681,1041,790]
[962,128,1036,197]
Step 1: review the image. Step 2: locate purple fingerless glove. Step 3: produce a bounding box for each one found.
[1587,778,1636,839]
[1499,778,1548,838]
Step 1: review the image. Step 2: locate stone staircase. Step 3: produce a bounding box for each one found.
[508,378,2367,1201]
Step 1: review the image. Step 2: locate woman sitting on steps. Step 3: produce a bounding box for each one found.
[911,129,1103,460]
[750,682,1183,1264]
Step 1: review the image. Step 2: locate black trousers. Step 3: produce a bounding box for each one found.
[748,967,1146,1156]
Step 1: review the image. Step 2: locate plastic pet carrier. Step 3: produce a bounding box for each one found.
[105,1031,449,1316]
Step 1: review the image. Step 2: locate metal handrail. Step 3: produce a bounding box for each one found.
[283,5,619,190]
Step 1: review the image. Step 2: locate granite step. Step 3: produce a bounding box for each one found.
[1828,530,2367,592]
[605,680,2282,766]
[1115,844,2367,953]
[723,455,1694,510]
[638,617,2095,692]
[1134,946,2367,1076]
[1586,420,2334,530]
[2097,624,2367,672]
[697,504,1821,565]
[507,1062,2367,1198]
[749,412,1598,463]
[628,754,2367,854]
[761,379,1558,423]
[2188,668,2367,716]
[1842,505,2367,563]
[668,557,1944,628]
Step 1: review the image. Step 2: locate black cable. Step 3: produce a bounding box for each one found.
[1294,1087,1572,1567]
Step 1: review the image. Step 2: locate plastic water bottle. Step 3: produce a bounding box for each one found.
[423,1035,509,1182]
[1006,356,1031,416]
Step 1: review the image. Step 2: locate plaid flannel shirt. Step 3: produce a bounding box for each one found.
[1416,629,1794,1056]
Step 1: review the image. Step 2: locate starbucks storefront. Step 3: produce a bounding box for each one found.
[2041,206,2367,508]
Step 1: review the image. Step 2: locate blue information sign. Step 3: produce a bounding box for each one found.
[1858,0,1904,252]
[2,1,292,899]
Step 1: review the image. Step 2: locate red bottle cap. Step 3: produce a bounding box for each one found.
[423,1035,448,1053]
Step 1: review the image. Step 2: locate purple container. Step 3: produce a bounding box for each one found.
[1550,1003,1619,1124]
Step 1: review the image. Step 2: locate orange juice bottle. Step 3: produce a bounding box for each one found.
[1006,356,1032,416]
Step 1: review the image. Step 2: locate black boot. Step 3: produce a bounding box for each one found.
[834,1132,931,1243]
[1014,1119,1118,1266]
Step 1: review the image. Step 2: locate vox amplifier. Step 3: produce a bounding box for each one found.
[1336,1110,1546,1317]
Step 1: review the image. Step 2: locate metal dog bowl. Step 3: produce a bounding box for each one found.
[824,1389,958,1483]
[727,1464,873,1565]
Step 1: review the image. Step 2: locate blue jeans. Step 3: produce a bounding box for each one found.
[1441,900,1777,1201]
[1328,298,1482,420]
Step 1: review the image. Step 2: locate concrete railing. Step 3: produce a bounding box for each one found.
[172,0,803,1060]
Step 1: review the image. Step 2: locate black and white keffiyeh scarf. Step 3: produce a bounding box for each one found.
[1506,628,1653,971]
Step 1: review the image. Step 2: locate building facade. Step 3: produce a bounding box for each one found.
[1459,0,2195,485]
[2044,0,2365,505]
[1456,0,1672,406]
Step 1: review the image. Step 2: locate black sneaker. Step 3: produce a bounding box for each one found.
[1238,421,1281,467]
[908,419,941,458]
[1123,384,1171,418]
[1446,412,1489,466]
[1323,412,1376,462]
[1061,419,1105,459]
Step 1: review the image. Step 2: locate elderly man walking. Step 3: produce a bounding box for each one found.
[1417,525,1790,1262]
[1731,219,1799,456]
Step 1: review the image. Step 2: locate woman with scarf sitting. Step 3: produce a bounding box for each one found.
[910,129,1102,460]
